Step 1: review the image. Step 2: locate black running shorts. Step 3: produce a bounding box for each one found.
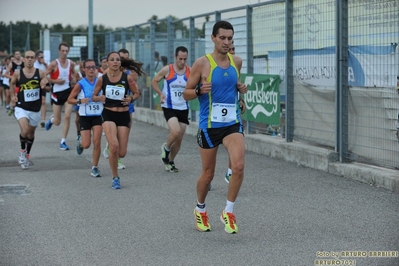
[162,107,189,125]
[197,123,244,149]
[101,108,130,128]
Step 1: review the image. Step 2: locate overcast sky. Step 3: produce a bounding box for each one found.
[2,0,267,29]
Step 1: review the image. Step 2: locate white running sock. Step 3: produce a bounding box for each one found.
[196,201,206,212]
[227,168,232,175]
[225,200,234,213]
[61,138,66,144]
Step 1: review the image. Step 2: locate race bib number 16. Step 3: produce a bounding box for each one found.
[105,85,124,100]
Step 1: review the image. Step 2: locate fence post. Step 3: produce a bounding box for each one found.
[150,21,156,110]
[134,26,140,60]
[246,5,254,133]
[167,17,174,64]
[88,0,93,58]
[189,17,197,122]
[285,0,294,142]
[336,0,349,162]
[121,28,126,49]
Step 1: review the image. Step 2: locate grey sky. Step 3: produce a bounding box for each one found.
[3,0,267,29]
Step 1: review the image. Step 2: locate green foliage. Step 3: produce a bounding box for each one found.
[0,21,113,55]
[144,15,206,38]
[0,14,206,55]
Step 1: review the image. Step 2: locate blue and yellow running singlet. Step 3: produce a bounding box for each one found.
[198,53,241,129]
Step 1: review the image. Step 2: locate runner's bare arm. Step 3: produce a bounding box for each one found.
[92,76,105,102]
[127,74,140,102]
[39,70,51,92]
[9,70,20,104]
[183,57,211,101]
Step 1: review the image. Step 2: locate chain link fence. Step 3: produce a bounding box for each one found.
[49,0,399,169]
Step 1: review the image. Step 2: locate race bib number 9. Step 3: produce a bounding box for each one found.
[85,102,103,116]
[24,88,40,102]
[211,103,236,123]
[105,85,124,100]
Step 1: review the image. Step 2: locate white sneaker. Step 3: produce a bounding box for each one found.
[103,147,109,159]
[117,158,126,169]
[21,160,30,169]
[18,150,27,164]
[21,155,30,169]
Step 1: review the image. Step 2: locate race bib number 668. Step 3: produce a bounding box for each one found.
[24,88,40,102]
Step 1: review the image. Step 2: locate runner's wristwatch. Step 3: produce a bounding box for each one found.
[195,86,201,96]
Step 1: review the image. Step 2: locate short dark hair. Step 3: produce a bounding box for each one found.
[83,59,95,68]
[175,46,188,56]
[161,55,168,66]
[35,50,43,57]
[58,42,70,50]
[212,20,234,37]
[154,51,159,58]
[118,48,129,55]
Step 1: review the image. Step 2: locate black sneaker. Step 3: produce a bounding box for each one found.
[166,161,178,173]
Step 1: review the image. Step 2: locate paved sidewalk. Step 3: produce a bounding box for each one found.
[0,110,398,266]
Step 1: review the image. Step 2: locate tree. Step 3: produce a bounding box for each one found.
[0,21,114,55]
[0,16,203,56]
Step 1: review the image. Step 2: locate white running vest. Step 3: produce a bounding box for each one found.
[52,59,71,93]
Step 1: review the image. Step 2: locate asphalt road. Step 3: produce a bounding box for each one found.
[0,110,398,266]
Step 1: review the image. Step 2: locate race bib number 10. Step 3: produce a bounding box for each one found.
[172,87,184,99]
[105,85,124,100]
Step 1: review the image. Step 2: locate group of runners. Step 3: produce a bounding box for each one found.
[2,21,248,234]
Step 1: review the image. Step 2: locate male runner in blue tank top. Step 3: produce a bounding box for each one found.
[183,21,248,234]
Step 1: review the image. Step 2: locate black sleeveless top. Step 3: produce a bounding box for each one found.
[101,72,129,108]
[11,61,24,76]
[17,69,41,112]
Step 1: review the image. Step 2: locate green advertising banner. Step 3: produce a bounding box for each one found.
[241,74,281,125]
[188,98,200,111]
[187,74,281,124]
